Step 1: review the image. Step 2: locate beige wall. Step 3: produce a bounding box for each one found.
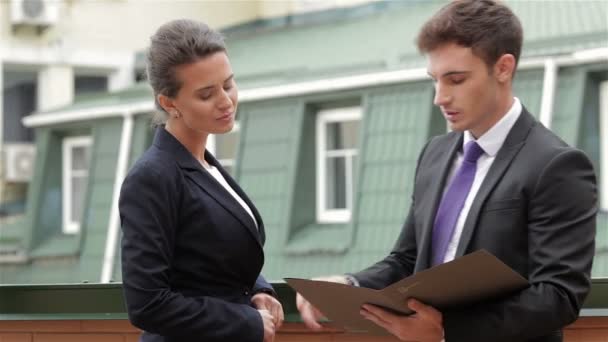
[0,1,259,51]
[50,0,260,52]
[0,0,261,197]
[258,0,381,18]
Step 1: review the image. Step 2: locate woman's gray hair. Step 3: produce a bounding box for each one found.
[146,19,226,125]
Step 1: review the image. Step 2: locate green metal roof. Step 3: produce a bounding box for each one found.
[4,0,606,285]
[34,0,608,116]
[225,0,608,88]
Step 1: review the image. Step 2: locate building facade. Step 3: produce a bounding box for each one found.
[0,0,303,221]
[0,0,606,289]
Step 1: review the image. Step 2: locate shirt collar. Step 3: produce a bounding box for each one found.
[463,97,522,157]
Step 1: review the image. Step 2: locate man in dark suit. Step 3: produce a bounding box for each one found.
[296,1,597,341]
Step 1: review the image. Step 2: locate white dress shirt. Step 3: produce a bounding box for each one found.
[441,97,522,263]
[203,163,258,230]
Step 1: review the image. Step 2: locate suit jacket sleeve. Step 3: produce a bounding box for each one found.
[352,205,417,289]
[444,148,597,341]
[119,161,264,342]
[253,275,277,297]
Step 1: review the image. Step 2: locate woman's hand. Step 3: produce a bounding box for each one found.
[257,309,276,342]
[252,293,284,330]
[296,275,349,330]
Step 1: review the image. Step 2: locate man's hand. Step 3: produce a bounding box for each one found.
[296,275,349,330]
[252,293,284,330]
[360,298,444,342]
[257,309,276,342]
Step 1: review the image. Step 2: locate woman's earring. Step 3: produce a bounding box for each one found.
[172,110,180,118]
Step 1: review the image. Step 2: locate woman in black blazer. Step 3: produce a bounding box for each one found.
[119,19,283,342]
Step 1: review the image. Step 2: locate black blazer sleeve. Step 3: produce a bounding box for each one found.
[253,275,277,297]
[443,148,597,341]
[120,160,264,342]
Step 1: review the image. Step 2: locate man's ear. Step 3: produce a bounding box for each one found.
[494,54,516,83]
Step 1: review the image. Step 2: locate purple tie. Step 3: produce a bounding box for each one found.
[431,140,485,266]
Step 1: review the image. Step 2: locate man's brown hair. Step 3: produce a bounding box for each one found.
[417,0,523,70]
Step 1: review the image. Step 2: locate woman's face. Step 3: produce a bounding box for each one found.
[168,51,237,135]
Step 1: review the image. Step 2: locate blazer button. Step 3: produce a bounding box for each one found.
[244,290,250,296]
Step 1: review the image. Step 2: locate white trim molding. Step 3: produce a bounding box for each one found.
[599,81,608,212]
[23,100,154,127]
[240,67,429,103]
[316,106,362,223]
[62,135,93,235]
[21,48,608,129]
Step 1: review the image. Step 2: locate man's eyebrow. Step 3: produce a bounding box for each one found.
[427,70,470,78]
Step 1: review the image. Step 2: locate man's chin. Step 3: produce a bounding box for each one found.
[447,123,467,133]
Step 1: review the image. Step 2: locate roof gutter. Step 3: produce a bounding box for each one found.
[539,58,558,128]
[600,81,608,212]
[22,47,608,129]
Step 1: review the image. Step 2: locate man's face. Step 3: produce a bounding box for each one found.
[427,43,503,138]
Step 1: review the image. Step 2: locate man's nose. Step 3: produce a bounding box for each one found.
[433,84,451,107]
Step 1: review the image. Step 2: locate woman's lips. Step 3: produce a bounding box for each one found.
[217,112,233,121]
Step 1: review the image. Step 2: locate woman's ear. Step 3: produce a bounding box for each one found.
[158,94,179,118]
[494,54,516,84]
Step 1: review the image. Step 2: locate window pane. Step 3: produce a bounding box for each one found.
[71,176,87,223]
[326,156,347,209]
[72,146,91,170]
[326,120,359,150]
[215,131,239,160]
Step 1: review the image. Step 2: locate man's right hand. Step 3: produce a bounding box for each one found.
[258,309,276,342]
[295,275,350,330]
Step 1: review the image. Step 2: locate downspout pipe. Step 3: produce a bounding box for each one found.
[539,58,558,128]
[101,111,134,283]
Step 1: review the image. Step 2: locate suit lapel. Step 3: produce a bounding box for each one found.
[184,168,263,247]
[454,110,536,257]
[153,128,263,248]
[417,133,463,271]
[204,150,266,244]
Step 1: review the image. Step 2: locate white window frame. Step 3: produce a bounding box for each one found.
[316,107,362,223]
[62,136,93,234]
[208,121,240,171]
[600,81,608,212]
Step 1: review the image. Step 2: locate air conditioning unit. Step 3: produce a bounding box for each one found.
[10,0,59,28]
[3,144,36,182]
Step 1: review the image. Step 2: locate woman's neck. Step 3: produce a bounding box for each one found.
[165,120,209,165]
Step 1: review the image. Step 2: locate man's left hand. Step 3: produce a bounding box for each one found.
[252,293,285,329]
[360,298,444,342]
